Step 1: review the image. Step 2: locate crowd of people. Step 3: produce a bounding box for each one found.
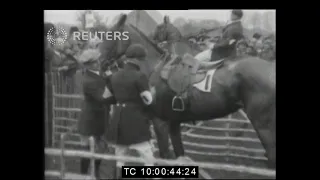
[236,32,276,61]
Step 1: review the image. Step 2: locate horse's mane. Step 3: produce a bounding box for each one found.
[128,24,164,55]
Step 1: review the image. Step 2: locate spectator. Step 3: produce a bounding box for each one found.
[260,39,275,61]
[250,33,263,54]
[236,39,248,56]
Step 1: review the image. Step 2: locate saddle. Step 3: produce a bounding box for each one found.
[160,53,224,111]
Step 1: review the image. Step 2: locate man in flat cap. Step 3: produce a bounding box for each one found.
[211,9,244,61]
[107,44,155,178]
[77,49,116,180]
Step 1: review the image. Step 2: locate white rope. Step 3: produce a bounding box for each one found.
[182,132,261,143]
[182,123,255,133]
[45,148,275,177]
[181,141,265,153]
[152,147,267,161]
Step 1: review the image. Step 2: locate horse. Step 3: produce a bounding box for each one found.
[100,14,276,170]
[152,16,201,57]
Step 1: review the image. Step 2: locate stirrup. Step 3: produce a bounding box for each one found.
[172,96,185,111]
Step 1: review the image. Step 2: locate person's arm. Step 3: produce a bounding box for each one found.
[214,25,243,49]
[136,73,153,105]
[83,81,116,105]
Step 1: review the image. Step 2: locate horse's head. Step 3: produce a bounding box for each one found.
[99,13,165,77]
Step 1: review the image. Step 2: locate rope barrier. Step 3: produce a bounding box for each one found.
[182,132,261,142]
[183,123,255,132]
[45,148,275,177]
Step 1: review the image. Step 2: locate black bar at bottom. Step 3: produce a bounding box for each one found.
[122,166,199,178]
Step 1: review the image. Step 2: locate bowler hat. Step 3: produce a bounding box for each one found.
[125,44,147,59]
[232,10,243,19]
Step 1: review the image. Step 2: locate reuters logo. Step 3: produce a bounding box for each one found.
[47,26,68,46]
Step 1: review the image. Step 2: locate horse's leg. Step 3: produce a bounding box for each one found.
[246,102,276,169]
[168,121,184,158]
[152,117,172,159]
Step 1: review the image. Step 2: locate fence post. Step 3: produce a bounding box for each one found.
[89,136,96,179]
[225,114,232,162]
[60,134,66,179]
[52,85,56,147]
[45,73,49,147]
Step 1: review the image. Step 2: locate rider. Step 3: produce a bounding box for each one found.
[107,44,155,178]
[211,9,244,61]
[153,15,182,55]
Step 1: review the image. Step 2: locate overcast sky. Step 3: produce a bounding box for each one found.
[44,10,275,25]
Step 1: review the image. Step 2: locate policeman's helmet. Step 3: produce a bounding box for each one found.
[125,44,147,67]
[231,10,243,19]
[125,44,147,60]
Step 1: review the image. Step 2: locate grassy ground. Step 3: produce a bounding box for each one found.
[45,111,271,179]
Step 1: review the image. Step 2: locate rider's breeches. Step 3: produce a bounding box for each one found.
[115,140,155,167]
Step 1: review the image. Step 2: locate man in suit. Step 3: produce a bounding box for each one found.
[106,44,155,178]
[77,49,116,179]
[211,10,244,61]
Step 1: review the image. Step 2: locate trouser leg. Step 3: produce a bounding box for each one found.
[80,135,90,174]
[114,145,128,179]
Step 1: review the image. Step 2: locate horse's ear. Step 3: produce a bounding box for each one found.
[116,14,127,28]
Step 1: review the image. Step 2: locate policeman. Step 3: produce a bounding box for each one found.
[77,49,116,180]
[107,44,155,178]
[211,9,244,61]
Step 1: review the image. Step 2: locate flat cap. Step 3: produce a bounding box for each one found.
[125,44,147,59]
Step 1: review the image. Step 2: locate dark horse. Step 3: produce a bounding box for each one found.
[100,15,276,170]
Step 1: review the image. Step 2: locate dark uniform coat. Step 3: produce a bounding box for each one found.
[78,70,115,137]
[211,21,244,61]
[106,64,152,146]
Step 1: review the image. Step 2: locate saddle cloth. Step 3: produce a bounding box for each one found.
[161,54,207,94]
[192,69,216,92]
